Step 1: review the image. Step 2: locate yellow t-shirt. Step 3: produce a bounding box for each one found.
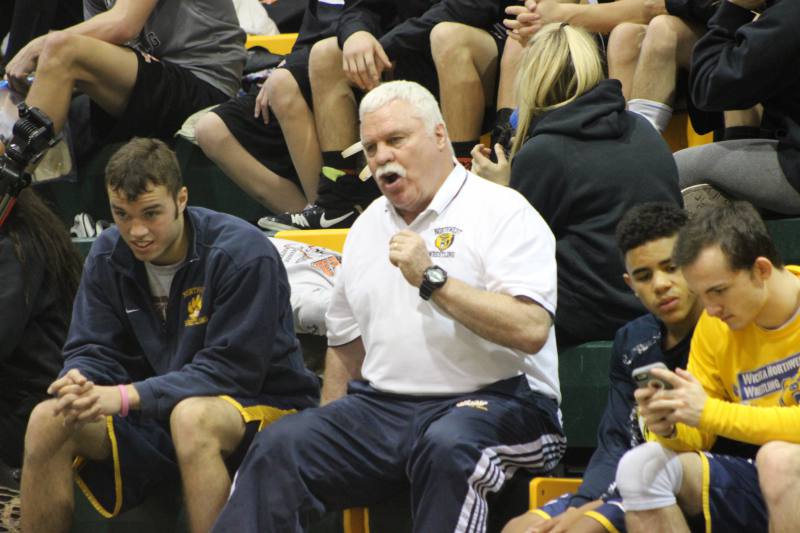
[658,265,800,451]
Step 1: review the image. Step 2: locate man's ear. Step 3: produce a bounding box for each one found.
[177,186,188,214]
[435,123,448,151]
[753,256,773,282]
[623,272,637,296]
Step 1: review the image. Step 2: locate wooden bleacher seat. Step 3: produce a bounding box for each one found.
[663,112,714,153]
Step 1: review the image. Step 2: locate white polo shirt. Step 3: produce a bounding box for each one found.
[326,165,560,401]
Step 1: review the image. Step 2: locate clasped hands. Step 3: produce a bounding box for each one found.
[47,369,123,427]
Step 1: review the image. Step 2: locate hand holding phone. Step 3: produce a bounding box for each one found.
[632,362,673,390]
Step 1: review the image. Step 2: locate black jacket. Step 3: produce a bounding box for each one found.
[0,235,66,425]
[690,0,800,192]
[510,80,681,344]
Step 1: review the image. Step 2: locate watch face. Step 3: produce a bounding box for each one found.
[427,268,446,283]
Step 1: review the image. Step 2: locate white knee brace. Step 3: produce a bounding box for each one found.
[615,442,684,511]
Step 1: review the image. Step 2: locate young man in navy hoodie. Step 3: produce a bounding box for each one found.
[19,138,319,533]
[504,203,703,533]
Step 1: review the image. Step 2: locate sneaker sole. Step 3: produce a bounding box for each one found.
[682,183,730,216]
[257,218,305,232]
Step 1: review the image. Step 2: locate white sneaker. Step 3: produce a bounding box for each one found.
[681,183,730,217]
[70,213,109,238]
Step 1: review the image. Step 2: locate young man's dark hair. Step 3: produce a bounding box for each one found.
[105,137,183,201]
[616,203,689,257]
[672,201,784,271]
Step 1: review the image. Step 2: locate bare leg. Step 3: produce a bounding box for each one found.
[21,399,110,533]
[309,37,359,153]
[496,38,525,111]
[501,511,547,533]
[195,112,308,213]
[625,452,702,533]
[629,15,701,104]
[724,106,762,128]
[24,31,138,132]
[607,22,647,100]
[430,22,498,143]
[756,441,800,533]
[267,68,321,204]
[170,397,246,533]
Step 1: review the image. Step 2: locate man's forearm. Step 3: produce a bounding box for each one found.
[431,277,551,354]
[321,340,365,405]
[560,0,666,32]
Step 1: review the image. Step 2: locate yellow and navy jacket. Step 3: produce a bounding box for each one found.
[61,207,320,420]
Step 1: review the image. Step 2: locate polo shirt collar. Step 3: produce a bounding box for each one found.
[386,163,468,227]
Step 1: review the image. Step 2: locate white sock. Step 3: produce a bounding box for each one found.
[628,98,674,134]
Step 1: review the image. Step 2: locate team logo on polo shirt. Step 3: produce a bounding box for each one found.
[183,287,208,327]
[431,226,462,258]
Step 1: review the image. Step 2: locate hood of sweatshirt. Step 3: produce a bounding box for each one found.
[529,79,628,141]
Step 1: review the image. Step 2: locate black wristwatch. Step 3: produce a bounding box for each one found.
[419,265,448,301]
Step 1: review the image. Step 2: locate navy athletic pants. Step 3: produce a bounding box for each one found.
[212,376,565,533]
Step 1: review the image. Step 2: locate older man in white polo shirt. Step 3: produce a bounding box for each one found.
[212,80,565,533]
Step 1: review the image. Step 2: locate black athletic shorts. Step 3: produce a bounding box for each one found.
[90,50,231,142]
[209,46,315,187]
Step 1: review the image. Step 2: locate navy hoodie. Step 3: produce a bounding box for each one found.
[62,207,319,419]
[510,79,681,345]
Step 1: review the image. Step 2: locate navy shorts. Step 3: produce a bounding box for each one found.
[74,395,307,518]
[534,452,766,533]
[536,493,625,533]
[691,451,767,533]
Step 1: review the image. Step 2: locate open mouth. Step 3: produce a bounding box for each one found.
[381,172,400,185]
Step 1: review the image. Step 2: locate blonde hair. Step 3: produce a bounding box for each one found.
[511,23,605,157]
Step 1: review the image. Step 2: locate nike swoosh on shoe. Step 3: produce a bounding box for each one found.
[319,211,354,228]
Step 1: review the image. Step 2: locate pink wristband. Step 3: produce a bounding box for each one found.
[117,384,130,418]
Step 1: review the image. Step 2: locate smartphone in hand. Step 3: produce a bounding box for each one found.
[632,362,673,390]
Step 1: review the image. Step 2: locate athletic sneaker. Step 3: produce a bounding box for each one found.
[257,204,362,231]
[70,212,111,238]
[681,183,730,217]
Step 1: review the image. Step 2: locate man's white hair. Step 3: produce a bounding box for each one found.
[359,80,445,136]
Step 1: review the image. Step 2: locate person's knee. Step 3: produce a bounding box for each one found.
[266,68,305,118]
[412,422,475,476]
[309,37,344,81]
[430,22,472,67]
[607,23,646,65]
[170,397,243,458]
[757,441,800,499]
[24,399,67,461]
[195,112,232,157]
[37,31,79,69]
[641,15,682,59]
[616,442,683,510]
